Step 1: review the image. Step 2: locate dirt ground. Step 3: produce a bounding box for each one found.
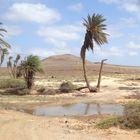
[0,76,140,140]
[0,110,140,140]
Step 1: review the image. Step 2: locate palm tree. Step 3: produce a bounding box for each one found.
[0,23,11,67]
[13,54,20,78]
[80,14,108,92]
[19,55,43,89]
[0,48,9,66]
[0,23,11,48]
[7,56,13,77]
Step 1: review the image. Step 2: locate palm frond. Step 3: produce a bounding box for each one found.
[0,28,7,32]
[0,38,11,48]
[82,13,108,51]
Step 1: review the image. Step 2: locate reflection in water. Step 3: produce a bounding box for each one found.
[84,104,90,115]
[31,103,124,116]
[97,104,101,115]
[84,104,101,115]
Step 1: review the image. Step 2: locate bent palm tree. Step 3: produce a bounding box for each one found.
[80,14,108,92]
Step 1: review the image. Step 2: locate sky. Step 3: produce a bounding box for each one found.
[0,0,140,66]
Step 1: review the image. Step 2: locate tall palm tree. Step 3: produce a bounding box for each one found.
[0,23,11,67]
[0,23,11,48]
[0,48,9,66]
[7,56,13,77]
[19,55,43,89]
[80,14,108,92]
[13,54,21,78]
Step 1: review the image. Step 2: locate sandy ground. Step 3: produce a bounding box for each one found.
[0,110,140,140]
[34,76,140,103]
[0,77,140,140]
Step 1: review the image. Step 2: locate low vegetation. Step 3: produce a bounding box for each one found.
[60,81,76,93]
[96,102,140,129]
[0,78,26,89]
[96,117,120,129]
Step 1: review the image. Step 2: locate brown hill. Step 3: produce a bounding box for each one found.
[42,54,92,70]
[0,54,140,78]
[42,54,140,79]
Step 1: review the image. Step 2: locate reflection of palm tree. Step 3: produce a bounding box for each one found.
[97,104,101,115]
[84,104,90,115]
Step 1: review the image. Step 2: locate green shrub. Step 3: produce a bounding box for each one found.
[60,81,76,93]
[96,117,120,129]
[0,79,26,89]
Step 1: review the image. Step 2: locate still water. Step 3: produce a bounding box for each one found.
[31,103,124,116]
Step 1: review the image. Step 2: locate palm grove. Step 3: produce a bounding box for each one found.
[0,13,108,91]
[0,23,43,89]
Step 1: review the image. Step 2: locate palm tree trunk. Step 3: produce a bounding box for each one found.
[7,67,13,78]
[82,57,91,91]
[96,59,107,91]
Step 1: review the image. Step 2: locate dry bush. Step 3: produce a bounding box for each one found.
[120,102,140,129]
[59,81,76,93]
[0,88,30,95]
[96,102,140,129]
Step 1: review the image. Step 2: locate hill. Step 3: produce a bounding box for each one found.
[0,54,140,78]
[41,54,140,79]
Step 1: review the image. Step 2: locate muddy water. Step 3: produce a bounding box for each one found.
[31,103,124,116]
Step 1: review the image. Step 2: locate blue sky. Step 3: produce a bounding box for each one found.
[0,0,140,66]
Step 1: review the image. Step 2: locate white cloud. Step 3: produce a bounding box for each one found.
[128,51,138,56]
[120,17,137,28]
[94,45,139,58]
[107,25,123,38]
[100,0,140,19]
[5,3,61,24]
[4,25,22,36]
[99,0,119,4]
[130,35,140,41]
[38,25,82,41]
[127,41,140,49]
[37,24,83,47]
[94,46,123,58]
[29,47,55,58]
[122,1,140,13]
[68,2,83,12]
[12,0,37,2]
[37,24,83,57]
[107,17,137,39]
[27,45,72,58]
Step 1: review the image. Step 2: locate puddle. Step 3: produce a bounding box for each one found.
[29,103,124,116]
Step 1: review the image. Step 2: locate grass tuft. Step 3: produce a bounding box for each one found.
[96,117,120,129]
